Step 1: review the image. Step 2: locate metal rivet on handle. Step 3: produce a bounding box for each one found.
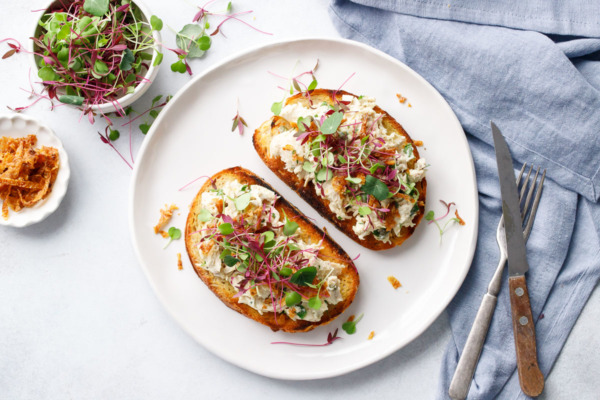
[515,287,524,296]
[519,316,528,325]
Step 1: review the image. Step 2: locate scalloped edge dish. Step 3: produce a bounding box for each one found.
[0,114,70,227]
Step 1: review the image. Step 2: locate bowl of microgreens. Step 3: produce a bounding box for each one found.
[32,0,163,115]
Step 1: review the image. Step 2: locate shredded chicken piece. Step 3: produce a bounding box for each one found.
[154,204,178,234]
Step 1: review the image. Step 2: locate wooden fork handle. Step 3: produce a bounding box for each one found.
[509,275,544,397]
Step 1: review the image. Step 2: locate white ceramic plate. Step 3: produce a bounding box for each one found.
[129,38,478,380]
[0,114,70,227]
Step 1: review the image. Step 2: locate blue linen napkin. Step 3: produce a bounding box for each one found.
[328,1,600,398]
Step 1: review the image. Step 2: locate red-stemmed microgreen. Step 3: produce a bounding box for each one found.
[231,98,247,135]
[270,328,342,347]
[194,190,343,324]
[168,1,271,75]
[0,38,22,60]
[425,200,464,242]
[98,127,133,170]
[266,71,429,242]
[269,60,319,110]
[95,94,171,168]
[29,0,164,114]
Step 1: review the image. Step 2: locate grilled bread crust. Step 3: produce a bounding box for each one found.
[253,89,427,251]
[185,167,360,332]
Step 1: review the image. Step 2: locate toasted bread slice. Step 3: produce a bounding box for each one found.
[253,89,427,251]
[185,167,359,333]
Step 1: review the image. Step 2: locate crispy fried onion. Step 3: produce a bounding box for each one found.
[0,135,59,219]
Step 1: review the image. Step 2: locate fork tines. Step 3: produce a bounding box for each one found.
[516,163,546,240]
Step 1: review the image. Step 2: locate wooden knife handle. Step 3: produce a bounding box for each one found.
[508,275,544,397]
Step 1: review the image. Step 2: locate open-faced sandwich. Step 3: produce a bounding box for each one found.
[185,167,360,332]
[253,89,427,250]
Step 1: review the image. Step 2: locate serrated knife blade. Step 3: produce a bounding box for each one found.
[491,122,528,276]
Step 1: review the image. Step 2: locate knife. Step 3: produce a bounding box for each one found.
[491,122,544,397]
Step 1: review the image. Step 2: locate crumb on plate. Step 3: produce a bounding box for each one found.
[387,276,402,289]
[396,93,406,104]
[177,253,183,270]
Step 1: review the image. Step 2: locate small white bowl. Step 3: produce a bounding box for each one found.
[31,0,162,114]
[0,114,70,227]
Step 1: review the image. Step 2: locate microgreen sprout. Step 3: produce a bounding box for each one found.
[194,187,351,326]
[342,313,363,335]
[231,98,247,135]
[167,1,271,75]
[164,226,182,248]
[425,200,464,243]
[135,94,172,134]
[269,60,319,108]
[264,69,430,242]
[97,94,171,168]
[29,0,163,113]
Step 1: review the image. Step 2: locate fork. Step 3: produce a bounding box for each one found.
[448,163,546,400]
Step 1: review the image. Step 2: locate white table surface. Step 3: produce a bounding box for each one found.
[0,1,598,399]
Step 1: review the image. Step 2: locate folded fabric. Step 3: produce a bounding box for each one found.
[328,1,600,398]
[342,0,600,37]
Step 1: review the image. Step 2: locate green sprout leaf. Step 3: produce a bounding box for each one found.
[234,192,252,211]
[308,296,322,310]
[283,218,299,237]
[93,59,109,75]
[361,175,390,201]
[108,129,120,141]
[320,111,343,135]
[279,266,293,277]
[150,15,163,31]
[163,226,181,249]
[168,227,181,240]
[290,266,317,286]
[358,206,372,216]
[285,291,302,307]
[345,176,362,185]
[338,154,347,164]
[176,24,210,58]
[297,305,307,319]
[223,254,239,267]
[425,210,435,221]
[139,123,150,134]
[83,0,109,17]
[38,67,59,82]
[307,78,318,91]
[316,168,333,182]
[302,161,315,173]
[271,100,283,116]
[297,116,313,132]
[342,313,364,335]
[153,51,164,66]
[119,48,134,71]
[218,223,234,235]
[261,230,275,243]
[171,60,187,73]
[58,95,84,106]
[369,163,385,175]
[198,208,213,222]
